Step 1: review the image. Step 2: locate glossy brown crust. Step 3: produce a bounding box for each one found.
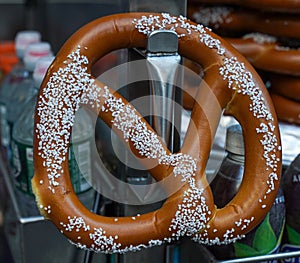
[183,60,203,110]
[270,92,300,125]
[183,86,197,110]
[188,0,300,13]
[268,73,300,102]
[188,6,300,39]
[32,13,281,252]
[226,37,300,76]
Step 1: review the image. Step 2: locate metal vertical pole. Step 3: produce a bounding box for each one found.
[117,2,187,262]
[146,29,182,263]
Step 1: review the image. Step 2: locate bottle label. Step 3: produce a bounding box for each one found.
[281,244,300,263]
[232,187,285,261]
[233,213,284,260]
[69,140,92,193]
[0,102,10,147]
[12,139,92,195]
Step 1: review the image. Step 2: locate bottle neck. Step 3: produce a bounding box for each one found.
[22,70,32,79]
[227,152,245,163]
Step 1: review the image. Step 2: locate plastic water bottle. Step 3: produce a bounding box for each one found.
[0,31,41,151]
[9,56,53,215]
[7,42,53,126]
[11,56,94,213]
[5,42,52,153]
[208,124,285,261]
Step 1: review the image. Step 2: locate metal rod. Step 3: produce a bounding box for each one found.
[217,250,300,263]
[146,30,182,263]
[146,30,181,152]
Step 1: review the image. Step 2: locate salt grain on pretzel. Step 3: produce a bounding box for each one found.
[32,13,281,253]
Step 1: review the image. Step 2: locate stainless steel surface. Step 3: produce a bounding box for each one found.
[146,30,181,151]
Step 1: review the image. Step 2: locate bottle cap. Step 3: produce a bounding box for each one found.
[33,56,55,88]
[24,42,53,71]
[0,53,19,75]
[15,30,41,58]
[225,124,244,156]
[0,41,15,54]
[286,154,300,175]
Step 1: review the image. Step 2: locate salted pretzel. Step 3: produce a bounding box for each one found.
[188,0,300,13]
[267,73,300,102]
[270,92,300,125]
[32,13,281,253]
[188,5,300,39]
[225,33,300,76]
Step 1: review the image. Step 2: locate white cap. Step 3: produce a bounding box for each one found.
[33,56,55,88]
[15,30,41,58]
[24,42,53,71]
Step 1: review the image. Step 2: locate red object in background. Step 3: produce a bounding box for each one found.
[91,51,120,77]
[0,41,15,54]
[0,41,19,81]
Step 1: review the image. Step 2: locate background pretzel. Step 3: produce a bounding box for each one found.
[188,0,300,13]
[267,73,300,102]
[32,13,282,253]
[270,92,300,125]
[225,33,300,76]
[188,6,300,39]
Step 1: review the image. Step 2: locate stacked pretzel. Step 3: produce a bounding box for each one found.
[188,0,300,125]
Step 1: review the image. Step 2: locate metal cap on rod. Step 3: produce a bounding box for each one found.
[147,30,179,54]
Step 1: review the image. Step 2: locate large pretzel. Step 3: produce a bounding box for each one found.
[188,5,300,39]
[188,0,300,13]
[32,13,282,253]
[226,33,300,76]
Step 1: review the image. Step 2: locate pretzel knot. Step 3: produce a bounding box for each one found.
[32,13,282,254]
